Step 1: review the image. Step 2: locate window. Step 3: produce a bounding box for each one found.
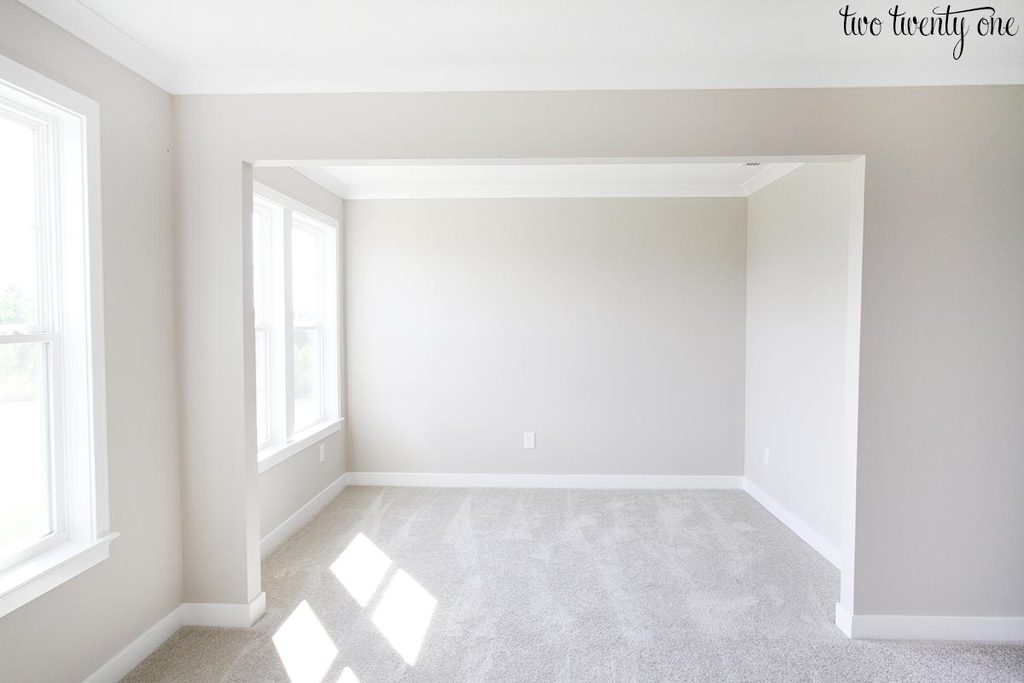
[0,55,112,619]
[252,185,341,471]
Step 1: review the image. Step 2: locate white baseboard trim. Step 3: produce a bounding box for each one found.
[83,593,268,682]
[346,471,743,489]
[835,602,854,637]
[87,470,348,680]
[83,606,184,683]
[181,592,267,628]
[741,477,841,568]
[261,472,350,556]
[835,603,1024,641]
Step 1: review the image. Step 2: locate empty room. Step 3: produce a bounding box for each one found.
[0,2,1022,682]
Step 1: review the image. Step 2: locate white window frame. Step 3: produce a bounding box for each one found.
[252,184,341,473]
[252,199,281,450]
[0,55,114,620]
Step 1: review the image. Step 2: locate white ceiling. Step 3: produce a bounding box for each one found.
[19,0,1024,94]
[291,161,803,199]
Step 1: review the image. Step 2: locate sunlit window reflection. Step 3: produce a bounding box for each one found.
[371,569,437,665]
[272,600,338,683]
[331,532,393,607]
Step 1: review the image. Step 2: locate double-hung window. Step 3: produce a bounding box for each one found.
[0,56,112,619]
[252,185,340,471]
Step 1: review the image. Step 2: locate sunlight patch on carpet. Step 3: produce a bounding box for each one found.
[371,569,437,665]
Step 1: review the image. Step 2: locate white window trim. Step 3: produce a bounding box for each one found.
[252,183,342,473]
[251,200,278,450]
[257,419,344,474]
[0,54,115,620]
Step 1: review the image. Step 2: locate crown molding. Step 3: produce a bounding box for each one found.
[741,163,803,196]
[170,61,1024,95]
[293,167,353,199]
[294,162,807,200]
[18,0,177,92]
[17,2,1024,95]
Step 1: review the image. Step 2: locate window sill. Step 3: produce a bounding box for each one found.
[258,418,344,474]
[0,533,118,619]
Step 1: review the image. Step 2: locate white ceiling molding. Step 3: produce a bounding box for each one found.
[18,0,177,92]
[740,164,803,196]
[17,1,1023,95]
[168,61,1024,95]
[293,162,806,200]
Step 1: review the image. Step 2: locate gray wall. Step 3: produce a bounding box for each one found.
[252,167,347,538]
[173,85,1024,622]
[0,2,180,682]
[346,198,747,475]
[744,163,857,552]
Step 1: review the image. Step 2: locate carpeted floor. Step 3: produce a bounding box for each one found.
[125,487,1024,682]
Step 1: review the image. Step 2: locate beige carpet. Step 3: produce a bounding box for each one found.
[126,487,1024,681]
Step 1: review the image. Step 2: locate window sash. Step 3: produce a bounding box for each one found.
[0,337,65,572]
[290,217,326,328]
[292,323,325,432]
[0,104,67,570]
[0,103,58,337]
[287,215,329,435]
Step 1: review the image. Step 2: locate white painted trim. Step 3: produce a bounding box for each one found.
[268,156,864,169]
[260,473,349,556]
[835,602,853,638]
[839,156,866,613]
[835,606,1024,642]
[10,6,1024,95]
[293,167,352,199]
[15,0,178,92]
[0,51,100,114]
[181,592,267,628]
[0,533,117,619]
[83,606,184,683]
[295,175,753,200]
[742,478,840,568]
[347,472,742,489]
[169,61,1024,94]
[296,161,811,200]
[257,418,343,474]
[84,593,272,681]
[740,163,802,196]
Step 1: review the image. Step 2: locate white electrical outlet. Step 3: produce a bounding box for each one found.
[763,447,771,466]
[319,443,326,463]
[523,432,536,449]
